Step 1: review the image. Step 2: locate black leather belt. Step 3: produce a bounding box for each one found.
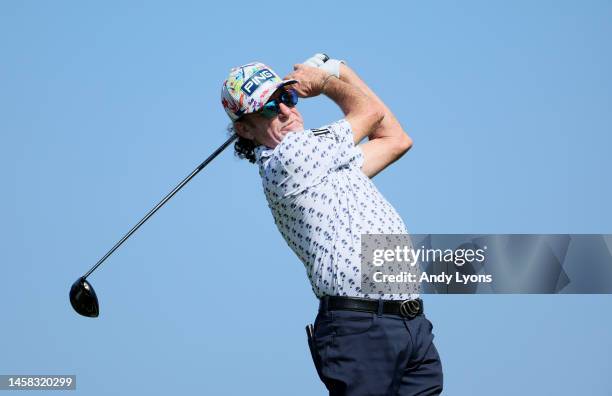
[320,296,424,319]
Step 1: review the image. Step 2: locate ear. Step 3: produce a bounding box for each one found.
[233,120,254,140]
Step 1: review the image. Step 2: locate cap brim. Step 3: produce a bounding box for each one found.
[253,79,298,112]
[266,79,298,100]
[277,79,298,88]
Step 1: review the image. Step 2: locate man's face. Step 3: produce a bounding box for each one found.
[234,87,304,149]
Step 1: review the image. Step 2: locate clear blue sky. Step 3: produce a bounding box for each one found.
[1,1,611,395]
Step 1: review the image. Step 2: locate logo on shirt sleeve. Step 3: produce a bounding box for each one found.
[311,127,331,137]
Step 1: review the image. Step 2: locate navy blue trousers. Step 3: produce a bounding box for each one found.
[310,301,443,396]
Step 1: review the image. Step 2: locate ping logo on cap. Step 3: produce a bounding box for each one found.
[241,69,275,95]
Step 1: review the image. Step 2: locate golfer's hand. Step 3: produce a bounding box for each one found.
[284,64,330,98]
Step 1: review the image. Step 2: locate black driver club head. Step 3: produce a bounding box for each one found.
[70,277,99,318]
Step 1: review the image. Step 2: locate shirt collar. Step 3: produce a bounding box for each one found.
[254,144,275,165]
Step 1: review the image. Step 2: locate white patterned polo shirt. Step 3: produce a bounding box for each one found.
[254,119,419,300]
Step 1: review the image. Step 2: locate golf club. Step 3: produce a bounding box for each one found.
[70,134,238,317]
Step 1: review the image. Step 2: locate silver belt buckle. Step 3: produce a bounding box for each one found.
[399,299,421,318]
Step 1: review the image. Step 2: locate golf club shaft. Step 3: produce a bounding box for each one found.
[83,134,238,279]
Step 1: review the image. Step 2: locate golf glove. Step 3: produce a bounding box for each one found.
[302,53,345,78]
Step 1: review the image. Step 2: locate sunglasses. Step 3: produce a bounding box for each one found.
[258,89,299,119]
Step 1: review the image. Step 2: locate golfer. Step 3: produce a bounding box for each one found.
[220,55,443,395]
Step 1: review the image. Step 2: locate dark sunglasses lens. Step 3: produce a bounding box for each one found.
[281,89,298,107]
[260,102,279,118]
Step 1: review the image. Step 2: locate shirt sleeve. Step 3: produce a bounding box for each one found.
[266,119,363,196]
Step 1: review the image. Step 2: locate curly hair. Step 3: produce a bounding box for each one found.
[227,123,257,163]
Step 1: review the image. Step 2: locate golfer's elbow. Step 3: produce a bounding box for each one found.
[400,132,413,153]
[393,131,413,158]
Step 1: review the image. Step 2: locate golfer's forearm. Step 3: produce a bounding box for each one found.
[322,76,384,144]
[338,63,412,178]
[339,64,411,145]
